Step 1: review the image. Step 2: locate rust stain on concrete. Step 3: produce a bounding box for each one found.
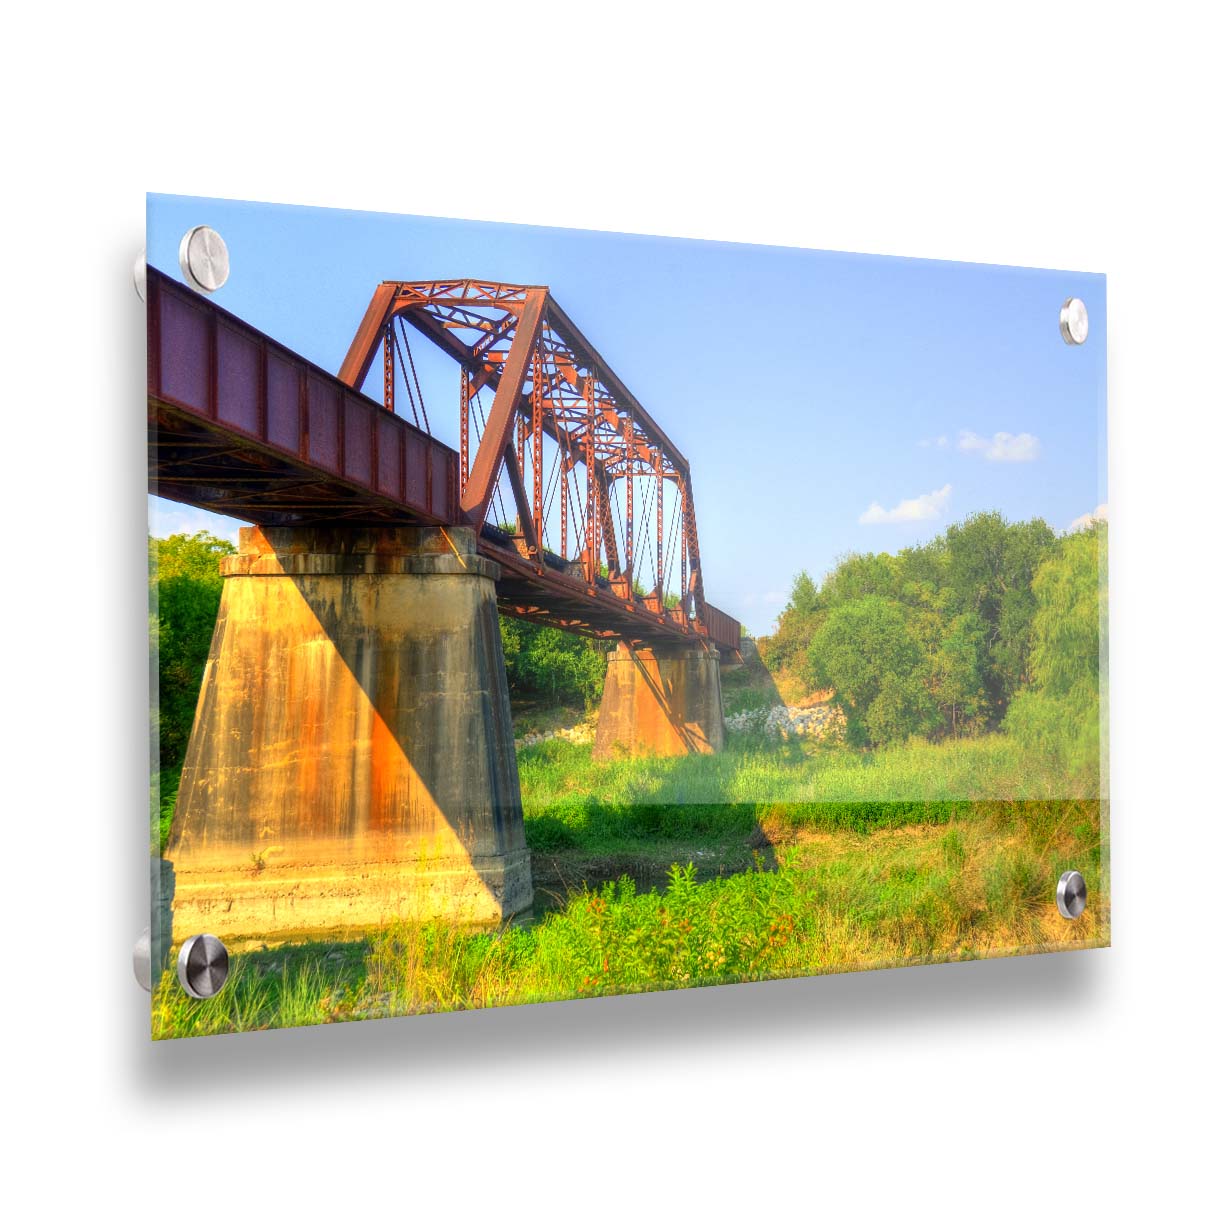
[167,525,532,941]
[593,643,726,760]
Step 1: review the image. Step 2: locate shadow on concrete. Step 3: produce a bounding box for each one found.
[293,559,523,861]
[520,642,807,899]
[627,647,706,753]
[165,526,533,939]
[719,637,787,720]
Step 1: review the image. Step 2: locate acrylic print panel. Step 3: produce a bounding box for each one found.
[146,194,1108,1038]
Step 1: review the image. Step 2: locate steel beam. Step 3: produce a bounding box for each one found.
[148,265,741,653]
[460,287,547,529]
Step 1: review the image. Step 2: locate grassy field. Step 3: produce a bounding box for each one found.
[518,733,1093,852]
[152,734,1107,1039]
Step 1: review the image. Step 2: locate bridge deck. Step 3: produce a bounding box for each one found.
[147,269,740,651]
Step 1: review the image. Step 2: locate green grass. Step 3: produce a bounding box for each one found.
[151,724,1106,1039]
[719,664,784,717]
[152,791,1108,1039]
[518,734,1094,853]
[153,768,179,854]
[152,942,370,1039]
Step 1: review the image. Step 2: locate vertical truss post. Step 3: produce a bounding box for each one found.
[531,345,544,555]
[625,460,634,587]
[592,480,602,584]
[682,472,705,620]
[515,416,526,535]
[680,478,689,623]
[459,367,470,495]
[383,324,395,413]
[598,469,621,580]
[560,456,569,559]
[655,452,664,597]
[584,381,597,583]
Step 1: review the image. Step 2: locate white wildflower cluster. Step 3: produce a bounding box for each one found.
[724,703,845,742]
[514,722,596,750]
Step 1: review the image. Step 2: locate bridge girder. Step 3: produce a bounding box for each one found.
[338,277,712,627]
[146,266,739,653]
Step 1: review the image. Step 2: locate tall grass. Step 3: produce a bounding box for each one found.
[154,769,179,854]
[151,943,369,1038]
[152,797,1107,1039]
[152,727,1105,1038]
[519,734,1094,852]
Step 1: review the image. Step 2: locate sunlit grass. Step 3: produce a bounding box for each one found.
[517,734,1094,853]
[152,796,1108,1039]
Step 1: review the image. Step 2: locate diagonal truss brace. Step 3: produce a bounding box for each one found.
[459,287,548,530]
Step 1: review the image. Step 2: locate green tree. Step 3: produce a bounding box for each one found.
[150,531,235,772]
[819,551,897,605]
[1004,522,1104,778]
[930,611,989,736]
[865,671,939,745]
[500,619,607,708]
[789,570,819,617]
[765,511,1064,747]
[944,512,1056,714]
[759,570,822,678]
[809,596,931,744]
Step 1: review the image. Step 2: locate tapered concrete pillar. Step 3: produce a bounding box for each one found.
[593,643,725,760]
[166,524,531,941]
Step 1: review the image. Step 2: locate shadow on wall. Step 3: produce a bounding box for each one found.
[593,643,727,759]
[165,525,532,939]
[721,637,786,711]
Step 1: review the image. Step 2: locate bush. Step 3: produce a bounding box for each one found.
[865,673,940,745]
[1003,523,1105,782]
[150,531,234,773]
[501,619,607,708]
[766,512,1070,748]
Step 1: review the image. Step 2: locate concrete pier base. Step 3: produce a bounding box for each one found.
[166,524,531,941]
[593,643,725,760]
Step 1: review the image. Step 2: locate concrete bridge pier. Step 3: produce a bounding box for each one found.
[166,524,532,942]
[593,642,725,760]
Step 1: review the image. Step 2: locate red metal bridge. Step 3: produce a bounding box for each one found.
[147,267,740,653]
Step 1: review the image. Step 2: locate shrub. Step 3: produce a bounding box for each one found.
[501,619,607,708]
[150,531,235,773]
[1003,524,1105,782]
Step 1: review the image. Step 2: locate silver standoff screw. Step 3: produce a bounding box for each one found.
[133,927,152,992]
[178,225,230,294]
[1059,296,1089,345]
[134,248,147,302]
[177,934,231,999]
[1056,869,1088,919]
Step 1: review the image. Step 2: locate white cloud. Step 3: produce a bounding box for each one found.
[957,430,1041,462]
[918,435,949,449]
[1068,503,1108,533]
[859,484,952,525]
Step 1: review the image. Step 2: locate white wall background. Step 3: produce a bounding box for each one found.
[3,3,1219,1218]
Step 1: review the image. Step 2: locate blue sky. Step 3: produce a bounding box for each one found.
[148,194,1106,637]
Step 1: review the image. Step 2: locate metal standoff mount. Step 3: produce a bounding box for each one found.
[133,248,147,302]
[1056,869,1088,919]
[1059,296,1089,345]
[133,927,152,992]
[176,934,231,999]
[178,225,230,294]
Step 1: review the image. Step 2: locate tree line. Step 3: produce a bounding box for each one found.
[759,511,1105,771]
